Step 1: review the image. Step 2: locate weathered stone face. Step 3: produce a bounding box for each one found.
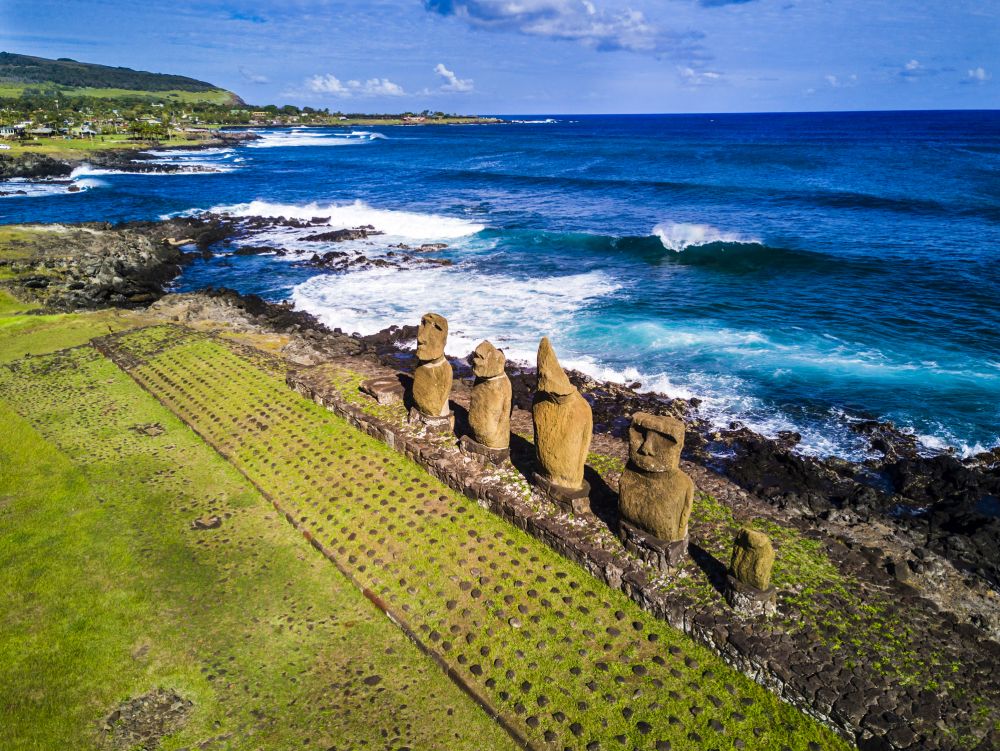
[618,412,694,542]
[416,312,448,361]
[729,527,775,591]
[412,356,453,417]
[471,340,506,379]
[532,338,592,490]
[628,413,684,473]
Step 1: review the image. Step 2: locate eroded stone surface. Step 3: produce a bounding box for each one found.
[618,413,695,543]
[532,338,592,493]
[411,313,453,418]
[729,527,775,591]
[468,341,511,450]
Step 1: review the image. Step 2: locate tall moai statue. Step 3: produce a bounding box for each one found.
[460,340,512,463]
[532,337,593,514]
[409,312,454,432]
[618,412,695,570]
[725,527,777,617]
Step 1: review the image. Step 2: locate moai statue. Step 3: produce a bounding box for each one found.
[725,527,777,617]
[531,337,592,513]
[409,312,454,432]
[460,340,512,463]
[617,412,695,570]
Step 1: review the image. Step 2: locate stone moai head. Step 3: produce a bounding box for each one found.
[471,340,506,379]
[729,527,775,591]
[416,312,448,361]
[536,337,575,396]
[629,412,684,473]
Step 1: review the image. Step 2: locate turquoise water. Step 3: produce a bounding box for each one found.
[2,111,998,459]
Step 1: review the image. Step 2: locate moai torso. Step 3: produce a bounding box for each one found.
[412,357,453,417]
[468,341,512,449]
[533,391,592,489]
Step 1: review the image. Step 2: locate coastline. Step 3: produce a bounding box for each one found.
[1,215,997,602]
[2,217,998,749]
[0,119,505,182]
[0,130,259,180]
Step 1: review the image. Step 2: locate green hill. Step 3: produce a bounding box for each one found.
[0,52,241,104]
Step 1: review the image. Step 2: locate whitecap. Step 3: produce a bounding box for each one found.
[246,129,384,148]
[653,221,761,252]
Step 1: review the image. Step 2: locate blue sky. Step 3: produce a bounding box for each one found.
[3,0,997,113]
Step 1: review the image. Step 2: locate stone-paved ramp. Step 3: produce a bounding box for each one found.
[93,324,851,751]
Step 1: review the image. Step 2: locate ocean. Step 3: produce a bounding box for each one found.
[3,111,998,461]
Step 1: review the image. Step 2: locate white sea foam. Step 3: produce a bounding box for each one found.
[208,199,486,240]
[653,221,760,252]
[0,177,97,198]
[292,266,621,362]
[911,426,995,460]
[70,162,235,177]
[246,129,385,148]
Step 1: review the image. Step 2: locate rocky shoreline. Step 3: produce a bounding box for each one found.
[2,215,997,633]
[0,131,257,180]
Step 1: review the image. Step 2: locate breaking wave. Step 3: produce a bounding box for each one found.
[205,199,486,240]
[246,129,386,148]
[653,221,761,251]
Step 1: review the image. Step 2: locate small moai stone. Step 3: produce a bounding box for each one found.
[409,312,454,432]
[531,337,593,513]
[460,340,512,463]
[617,412,695,570]
[725,527,778,617]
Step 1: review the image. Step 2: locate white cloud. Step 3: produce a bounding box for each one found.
[824,73,857,88]
[424,0,701,56]
[306,74,406,97]
[967,67,991,82]
[435,63,474,92]
[239,66,269,84]
[678,66,722,86]
[897,59,938,80]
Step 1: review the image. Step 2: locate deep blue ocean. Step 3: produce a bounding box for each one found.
[3,111,999,460]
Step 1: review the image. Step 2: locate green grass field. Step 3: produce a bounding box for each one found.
[94,324,851,751]
[1,133,222,159]
[0,83,236,104]
[0,310,517,751]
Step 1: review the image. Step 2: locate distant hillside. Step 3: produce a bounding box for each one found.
[0,52,241,104]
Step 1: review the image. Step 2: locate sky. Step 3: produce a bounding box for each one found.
[2,0,997,113]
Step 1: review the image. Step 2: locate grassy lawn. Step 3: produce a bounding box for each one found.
[0,291,146,363]
[0,317,517,751]
[0,84,235,104]
[102,324,852,751]
[1,134,221,159]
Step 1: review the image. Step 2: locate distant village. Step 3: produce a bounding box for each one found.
[0,95,497,145]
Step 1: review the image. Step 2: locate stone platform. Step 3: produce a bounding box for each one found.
[618,521,688,572]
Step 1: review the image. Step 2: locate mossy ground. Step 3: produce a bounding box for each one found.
[0,317,516,750]
[0,290,144,363]
[101,324,851,751]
